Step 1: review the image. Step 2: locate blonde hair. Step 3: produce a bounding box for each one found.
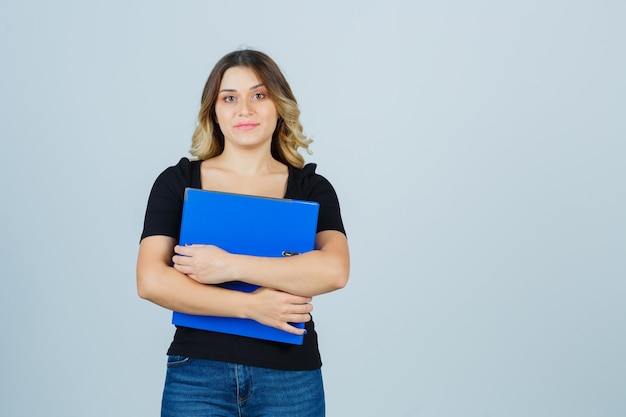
[191,50,312,168]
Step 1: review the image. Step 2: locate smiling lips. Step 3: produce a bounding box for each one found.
[235,122,259,131]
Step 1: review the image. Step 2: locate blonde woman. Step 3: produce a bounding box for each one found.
[137,49,350,417]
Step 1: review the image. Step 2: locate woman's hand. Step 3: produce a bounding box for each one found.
[246,287,313,335]
[172,244,234,284]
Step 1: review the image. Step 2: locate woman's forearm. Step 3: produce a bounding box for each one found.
[171,230,349,297]
[228,231,350,297]
[137,236,313,334]
[137,259,249,318]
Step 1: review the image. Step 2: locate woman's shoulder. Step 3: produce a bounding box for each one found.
[288,163,338,199]
[152,157,202,191]
[158,157,201,179]
[289,162,319,184]
[163,157,201,174]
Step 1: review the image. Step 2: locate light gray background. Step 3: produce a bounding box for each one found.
[1,1,624,416]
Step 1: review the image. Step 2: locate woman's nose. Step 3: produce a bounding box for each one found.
[237,99,252,115]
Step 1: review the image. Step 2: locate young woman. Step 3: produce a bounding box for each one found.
[137,49,350,417]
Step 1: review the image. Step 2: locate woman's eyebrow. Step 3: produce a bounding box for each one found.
[219,83,265,93]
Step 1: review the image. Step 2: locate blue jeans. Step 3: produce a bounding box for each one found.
[161,356,325,417]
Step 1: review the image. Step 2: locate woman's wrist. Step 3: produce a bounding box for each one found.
[226,253,259,284]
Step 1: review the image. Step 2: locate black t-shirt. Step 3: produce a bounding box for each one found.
[141,157,345,370]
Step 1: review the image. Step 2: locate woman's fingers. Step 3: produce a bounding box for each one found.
[249,288,314,333]
[170,245,232,284]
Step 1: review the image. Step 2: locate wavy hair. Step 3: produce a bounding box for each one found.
[190,50,312,168]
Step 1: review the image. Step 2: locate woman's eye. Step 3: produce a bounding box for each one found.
[253,92,266,100]
[223,95,236,102]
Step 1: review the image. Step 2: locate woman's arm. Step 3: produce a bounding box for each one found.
[172,230,350,298]
[137,235,313,334]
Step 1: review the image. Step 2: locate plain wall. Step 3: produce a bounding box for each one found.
[1,1,624,416]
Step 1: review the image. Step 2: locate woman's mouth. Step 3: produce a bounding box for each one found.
[235,122,259,131]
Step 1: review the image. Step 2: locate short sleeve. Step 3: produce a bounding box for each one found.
[140,158,193,241]
[286,164,346,236]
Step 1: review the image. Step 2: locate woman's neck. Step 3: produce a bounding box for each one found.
[213,147,284,176]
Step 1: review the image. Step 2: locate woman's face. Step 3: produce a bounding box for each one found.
[214,66,279,152]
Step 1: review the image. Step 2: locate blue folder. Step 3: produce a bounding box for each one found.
[172,188,320,344]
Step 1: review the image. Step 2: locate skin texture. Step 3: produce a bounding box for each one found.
[137,67,350,335]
